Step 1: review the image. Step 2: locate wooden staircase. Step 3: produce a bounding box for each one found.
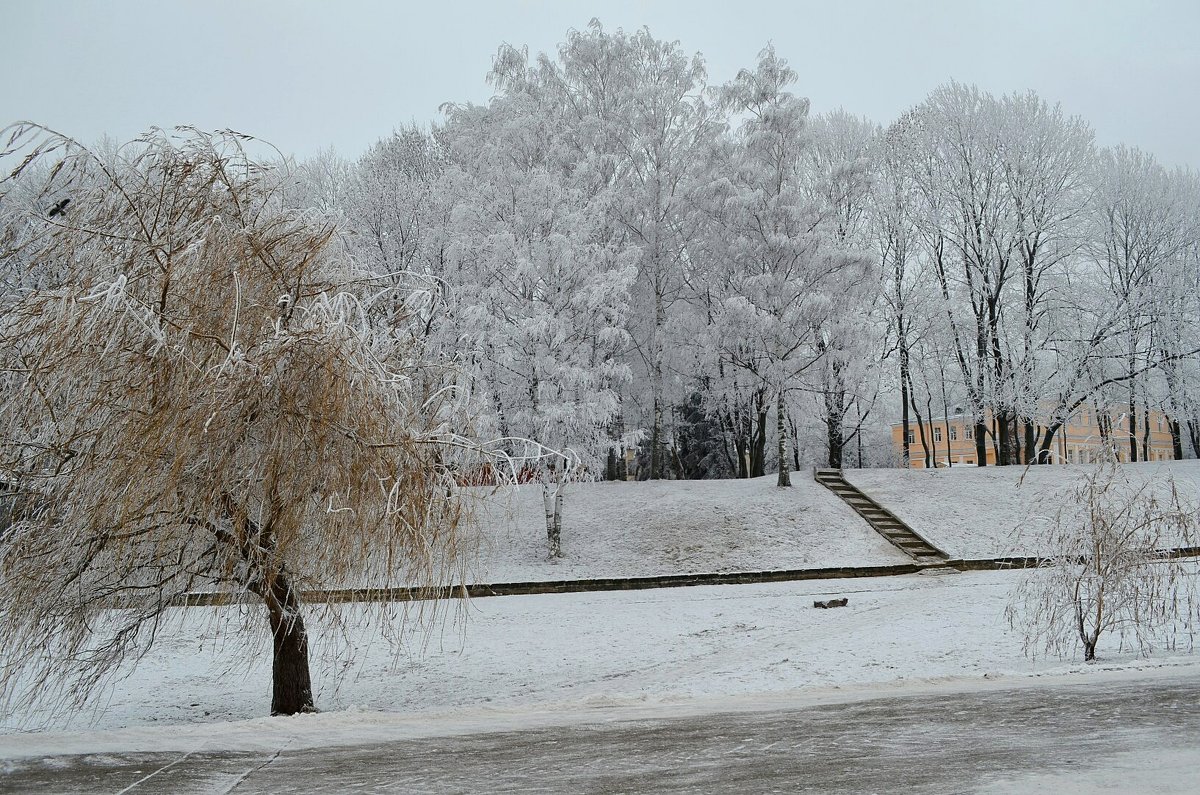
[814,469,948,562]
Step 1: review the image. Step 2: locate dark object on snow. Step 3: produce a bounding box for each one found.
[47,198,71,217]
[813,598,849,609]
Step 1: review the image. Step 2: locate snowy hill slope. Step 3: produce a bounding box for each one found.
[462,474,910,583]
[845,461,1200,559]
[459,462,1200,584]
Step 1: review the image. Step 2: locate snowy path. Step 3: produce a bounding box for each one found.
[5,671,1200,793]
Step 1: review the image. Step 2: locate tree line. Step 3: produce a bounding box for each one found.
[290,21,1200,485]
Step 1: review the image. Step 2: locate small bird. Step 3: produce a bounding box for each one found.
[47,198,71,218]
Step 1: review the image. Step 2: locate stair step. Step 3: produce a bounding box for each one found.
[813,469,947,561]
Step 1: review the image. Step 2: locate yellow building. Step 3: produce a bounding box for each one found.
[892,408,1175,468]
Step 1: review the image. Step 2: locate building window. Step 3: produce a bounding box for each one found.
[1067,448,1075,463]
[1158,416,1165,432]
[949,426,958,441]
[906,431,914,444]
[965,426,974,440]
[933,428,942,443]
[1082,410,1089,426]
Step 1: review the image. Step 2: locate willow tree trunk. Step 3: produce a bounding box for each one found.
[266,572,314,716]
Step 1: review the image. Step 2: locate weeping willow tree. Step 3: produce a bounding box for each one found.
[1008,460,1199,662]
[0,124,483,716]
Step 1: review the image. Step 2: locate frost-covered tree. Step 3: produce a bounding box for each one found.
[801,111,880,468]
[707,47,873,484]
[442,95,636,557]
[0,126,481,716]
[488,22,718,479]
[905,84,1021,465]
[1009,461,1198,661]
[873,116,929,467]
[995,92,1093,460]
[343,126,450,280]
[1087,147,1191,462]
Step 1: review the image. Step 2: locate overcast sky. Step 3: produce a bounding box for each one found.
[3,0,1198,167]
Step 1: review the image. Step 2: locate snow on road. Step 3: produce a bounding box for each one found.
[8,672,1200,794]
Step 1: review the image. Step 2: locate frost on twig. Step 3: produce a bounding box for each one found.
[1007,460,1199,662]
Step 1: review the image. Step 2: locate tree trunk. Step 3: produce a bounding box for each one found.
[266,573,315,716]
[996,409,1012,466]
[543,480,563,558]
[899,328,911,467]
[1076,601,1097,663]
[734,433,749,479]
[777,392,791,487]
[1010,416,1021,465]
[649,285,667,480]
[1037,423,1060,464]
[790,416,801,472]
[1142,408,1151,461]
[912,396,930,468]
[751,404,767,478]
[650,395,664,480]
[827,406,844,469]
[1170,419,1183,460]
[1123,391,1132,461]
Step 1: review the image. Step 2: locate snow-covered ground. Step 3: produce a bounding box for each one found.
[461,473,909,583]
[3,569,1199,759]
[5,463,1200,764]
[845,460,1200,559]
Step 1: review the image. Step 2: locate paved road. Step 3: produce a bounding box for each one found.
[4,675,1200,794]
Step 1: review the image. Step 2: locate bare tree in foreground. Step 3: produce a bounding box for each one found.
[0,125,481,716]
[1008,461,1198,662]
